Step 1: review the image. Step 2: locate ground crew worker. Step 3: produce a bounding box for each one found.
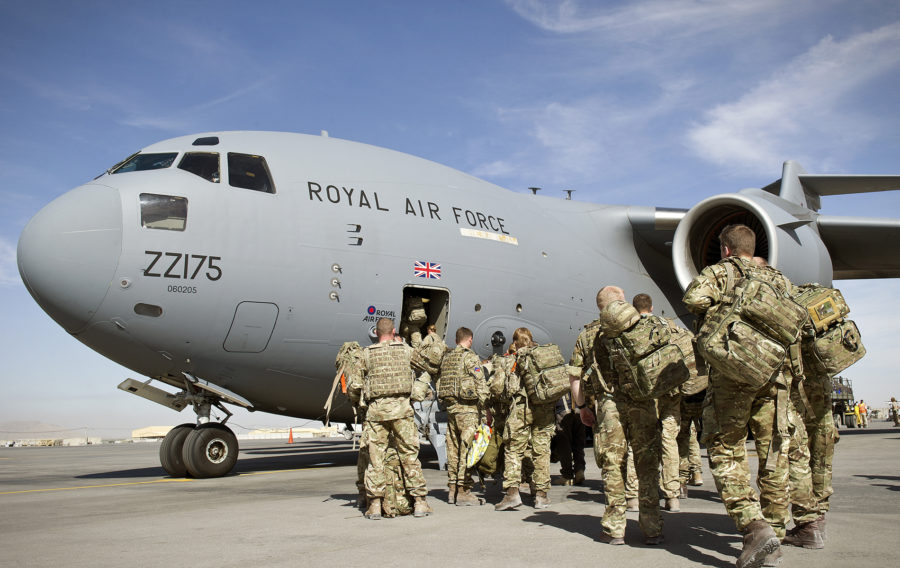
[892,397,900,427]
[568,290,629,543]
[351,317,433,519]
[858,400,868,428]
[633,293,682,512]
[684,224,810,567]
[439,327,488,506]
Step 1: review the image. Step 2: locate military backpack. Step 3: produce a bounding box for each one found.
[792,284,866,377]
[517,344,571,404]
[695,259,808,388]
[437,347,478,402]
[600,301,690,401]
[487,353,520,403]
[410,333,448,376]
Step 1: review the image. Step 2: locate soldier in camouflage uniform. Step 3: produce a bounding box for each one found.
[438,327,489,506]
[351,317,433,519]
[593,286,665,546]
[678,394,705,493]
[684,224,819,567]
[495,328,548,510]
[568,291,629,543]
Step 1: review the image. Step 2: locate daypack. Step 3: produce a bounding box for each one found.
[381,446,413,518]
[488,353,520,403]
[517,344,571,404]
[696,259,808,389]
[410,333,448,375]
[793,284,866,377]
[601,301,690,401]
[476,427,504,476]
[335,341,363,393]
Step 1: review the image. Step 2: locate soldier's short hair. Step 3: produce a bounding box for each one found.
[719,224,756,257]
[375,317,395,338]
[511,327,533,352]
[455,326,473,345]
[597,286,626,311]
[632,293,653,313]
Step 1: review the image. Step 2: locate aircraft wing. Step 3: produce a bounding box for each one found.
[817,215,900,279]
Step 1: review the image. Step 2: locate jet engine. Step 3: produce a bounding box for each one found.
[672,188,833,290]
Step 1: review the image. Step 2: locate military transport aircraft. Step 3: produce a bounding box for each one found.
[16,131,900,478]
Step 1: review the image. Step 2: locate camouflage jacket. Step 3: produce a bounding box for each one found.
[568,318,613,398]
[682,256,793,318]
[441,346,488,414]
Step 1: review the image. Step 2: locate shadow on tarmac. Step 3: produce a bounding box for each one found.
[854,474,900,491]
[523,510,739,567]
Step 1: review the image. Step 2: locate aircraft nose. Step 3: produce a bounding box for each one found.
[17,183,123,334]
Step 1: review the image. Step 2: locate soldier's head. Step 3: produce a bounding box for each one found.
[596,286,626,311]
[375,317,395,341]
[455,326,473,348]
[632,293,653,314]
[511,327,533,353]
[427,324,437,335]
[719,224,755,258]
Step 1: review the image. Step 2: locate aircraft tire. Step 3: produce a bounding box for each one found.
[159,423,196,477]
[182,423,239,478]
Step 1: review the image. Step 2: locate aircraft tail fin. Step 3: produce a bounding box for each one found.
[762,160,900,211]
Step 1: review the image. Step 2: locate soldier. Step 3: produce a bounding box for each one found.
[568,290,629,543]
[439,326,489,506]
[351,317,433,519]
[551,393,586,486]
[633,293,682,512]
[683,224,815,567]
[495,328,550,510]
[593,286,665,546]
[677,406,704,493]
[892,397,900,427]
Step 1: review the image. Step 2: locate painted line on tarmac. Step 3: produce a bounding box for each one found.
[0,478,193,495]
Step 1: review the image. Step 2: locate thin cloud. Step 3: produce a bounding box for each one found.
[687,23,900,174]
[0,237,20,286]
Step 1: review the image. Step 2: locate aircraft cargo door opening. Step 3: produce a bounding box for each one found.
[399,286,450,344]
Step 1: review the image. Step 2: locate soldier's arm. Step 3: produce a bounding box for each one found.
[682,266,722,316]
[465,353,489,405]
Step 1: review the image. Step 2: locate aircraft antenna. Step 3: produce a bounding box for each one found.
[529,187,541,195]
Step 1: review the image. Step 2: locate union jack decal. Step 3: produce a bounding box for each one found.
[414,261,441,279]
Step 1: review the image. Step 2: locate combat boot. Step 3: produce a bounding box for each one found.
[355,490,367,510]
[447,485,457,504]
[455,487,480,506]
[534,490,551,509]
[817,514,827,541]
[364,498,382,520]
[574,470,585,485]
[413,496,433,517]
[689,471,704,486]
[782,520,824,549]
[736,520,780,568]
[664,497,680,512]
[495,487,522,511]
[679,482,689,499]
[762,547,783,567]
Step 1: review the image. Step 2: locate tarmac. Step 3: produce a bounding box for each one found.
[1,423,898,568]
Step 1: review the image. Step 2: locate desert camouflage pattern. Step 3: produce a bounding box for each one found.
[362,341,415,399]
[678,392,704,484]
[502,399,555,491]
[410,331,448,375]
[624,444,638,501]
[657,391,682,500]
[785,390,820,528]
[362,408,427,499]
[589,396,629,537]
[617,398,663,537]
[791,373,835,515]
[446,411,480,489]
[440,347,488,489]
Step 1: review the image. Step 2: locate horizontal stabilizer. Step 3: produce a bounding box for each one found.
[800,174,900,196]
[818,215,900,279]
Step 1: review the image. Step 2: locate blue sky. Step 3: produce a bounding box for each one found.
[1,1,899,435]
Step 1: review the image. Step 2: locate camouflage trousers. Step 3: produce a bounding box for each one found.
[356,428,369,493]
[624,445,638,500]
[600,397,662,538]
[590,397,627,537]
[446,410,479,489]
[502,399,555,491]
[678,391,704,484]
[657,393,682,499]
[791,375,835,516]
[703,371,791,536]
[363,416,427,499]
[785,393,819,527]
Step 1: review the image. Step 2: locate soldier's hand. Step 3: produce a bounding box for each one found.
[579,407,595,428]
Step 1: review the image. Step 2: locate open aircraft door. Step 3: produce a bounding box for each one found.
[399,285,450,343]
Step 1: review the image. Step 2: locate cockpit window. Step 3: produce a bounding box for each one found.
[178,152,220,183]
[140,193,187,231]
[228,153,275,193]
[111,152,178,174]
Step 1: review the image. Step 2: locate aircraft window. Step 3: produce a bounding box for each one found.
[228,153,275,193]
[178,152,220,183]
[111,152,178,174]
[140,193,187,231]
[134,303,163,317]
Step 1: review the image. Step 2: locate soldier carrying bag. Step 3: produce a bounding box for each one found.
[792,284,866,377]
[517,344,571,404]
[600,301,690,401]
[410,333,448,376]
[695,259,808,389]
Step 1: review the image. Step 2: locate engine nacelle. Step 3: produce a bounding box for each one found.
[672,188,833,290]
